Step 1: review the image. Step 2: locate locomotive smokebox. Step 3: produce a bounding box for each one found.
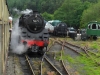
[19,10,45,33]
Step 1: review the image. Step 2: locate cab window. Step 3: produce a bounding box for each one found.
[98,25,100,29]
[92,24,96,29]
[88,24,90,29]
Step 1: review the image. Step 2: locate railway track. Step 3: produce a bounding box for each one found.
[6,37,100,75]
[42,38,69,75]
[6,38,58,75]
[19,55,34,75]
[55,39,87,75]
[61,40,100,64]
[60,41,70,75]
[59,40,86,55]
[7,49,69,75]
[51,38,100,75]
[18,54,43,75]
[55,40,83,57]
[46,39,76,75]
[42,55,62,75]
[45,54,69,75]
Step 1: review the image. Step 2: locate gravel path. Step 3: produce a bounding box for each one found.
[6,53,24,75]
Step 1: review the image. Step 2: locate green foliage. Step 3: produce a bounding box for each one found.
[63,55,75,63]
[55,51,61,60]
[90,42,100,49]
[63,54,100,75]
[38,0,65,13]
[42,12,54,21]
[54,0,86,28]
[81,0,98,3]
[7,0,100,28]
[76,56,100,75]
[80,1,100,28]
[55,56,61,60]
[7,0,65,14]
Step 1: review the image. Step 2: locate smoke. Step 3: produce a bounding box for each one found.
[20,9,32,14]
[13,8,19,12]
[10,19,28,54]
[10,8,32,54]
[13,8,20,15]
[13,8,32,15]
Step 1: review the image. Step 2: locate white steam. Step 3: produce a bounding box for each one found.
[10,9,33,54]
[13,8,19,12]
[13,8,32,15]
[13,8,20,15]
[21,9,32,14]
[10,20,28,54]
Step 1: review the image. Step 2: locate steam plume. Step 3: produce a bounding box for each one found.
[21,9,32,14]
[10,19,28,54]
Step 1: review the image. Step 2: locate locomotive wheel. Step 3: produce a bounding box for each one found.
[81,33,87,41]
[53,31,56,36]
[93,36,97,40]
[38,50,44,56]
[38,47,44,55]
[81,36,87,41]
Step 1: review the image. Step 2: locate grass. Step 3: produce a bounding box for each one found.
[62,54,100,75]
[90,41,100,50]
[87,51,100,63]
[55,51,61,60]
[48,38,54,48]
[66,37,100,48]
[62,38,100,75]
[76,56,100,75]
[49,37,100,75]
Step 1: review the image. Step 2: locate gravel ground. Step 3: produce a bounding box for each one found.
[49,42,61,52]
[6,53,24,75]
[64,46,79,57]
[5,37,100,75]
[6,53,15,75]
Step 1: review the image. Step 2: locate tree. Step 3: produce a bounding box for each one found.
[42,12,54,21]
[80,1,100,28]
[7,0,65,14]
[54,0,85,29]
[38,0,65,13]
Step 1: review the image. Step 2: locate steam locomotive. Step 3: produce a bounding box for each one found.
[18,11,49,56]
[53,22,67,36]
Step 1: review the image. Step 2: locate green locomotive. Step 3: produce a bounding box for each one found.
[81,21,100,40]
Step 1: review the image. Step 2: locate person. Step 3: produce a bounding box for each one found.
[9,16,13,32]
[9,16,13,28]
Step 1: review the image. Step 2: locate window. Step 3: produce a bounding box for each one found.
[88,24,90,29]
[92,24,96,29]
[98,25,100,29]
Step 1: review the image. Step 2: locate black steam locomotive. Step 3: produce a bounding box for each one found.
[18,11,49,56]
[53,22,67,36]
